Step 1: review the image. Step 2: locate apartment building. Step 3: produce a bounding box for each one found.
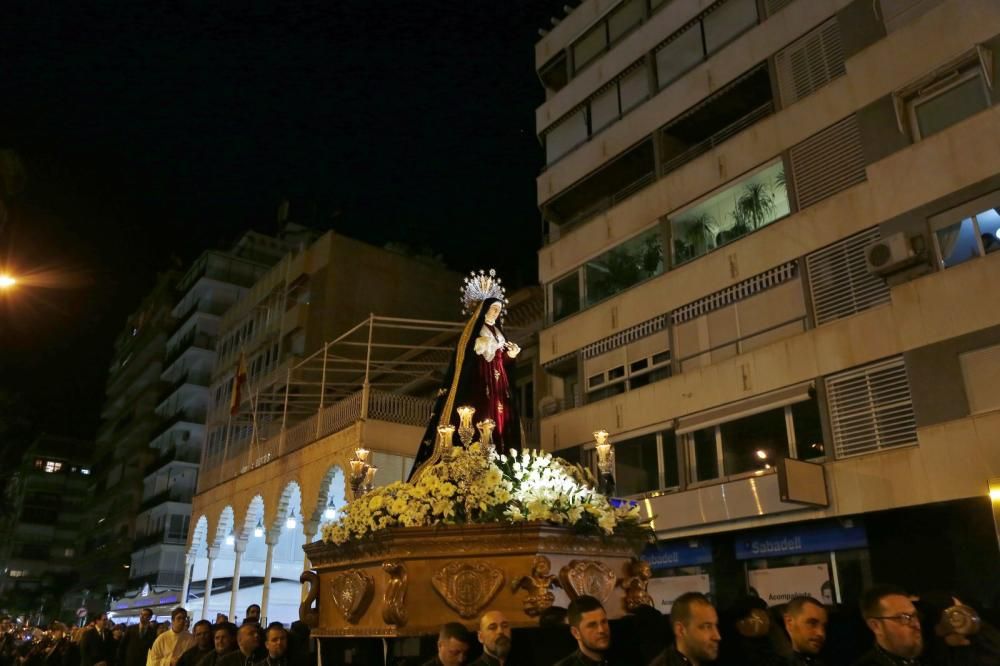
[185,233,469,624]
[0,435,93,623]
[114,231,296,620]
[534,0,1000,611]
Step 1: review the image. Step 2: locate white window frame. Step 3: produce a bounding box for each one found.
[928,189,1000,268]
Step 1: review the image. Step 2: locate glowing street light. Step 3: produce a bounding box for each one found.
[0,275,16,289]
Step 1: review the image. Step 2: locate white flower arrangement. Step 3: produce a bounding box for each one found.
[320,445,646,545]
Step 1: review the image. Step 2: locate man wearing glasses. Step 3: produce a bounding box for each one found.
[855,585,924,666]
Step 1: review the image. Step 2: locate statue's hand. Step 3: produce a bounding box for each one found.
[506,342,521,358]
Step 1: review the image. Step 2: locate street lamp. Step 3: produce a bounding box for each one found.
[0,275,16,289]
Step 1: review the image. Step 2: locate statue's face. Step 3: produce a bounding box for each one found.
[484,302,502,325]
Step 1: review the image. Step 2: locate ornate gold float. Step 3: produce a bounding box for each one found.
[301,522,646,637]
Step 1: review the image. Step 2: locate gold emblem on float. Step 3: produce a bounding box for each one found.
[431,561,504,619]
[330,569,374,624]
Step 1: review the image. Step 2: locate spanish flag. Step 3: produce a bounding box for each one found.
[229,353,247,416]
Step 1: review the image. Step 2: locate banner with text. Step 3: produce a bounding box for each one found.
[747,564,833,606]
[647,574,712,612]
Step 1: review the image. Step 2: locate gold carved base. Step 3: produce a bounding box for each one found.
[301,522,644,637]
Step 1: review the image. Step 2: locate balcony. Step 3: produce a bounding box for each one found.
[158,371,211,405]
[144,447,201,476]
[139,489,191,512]
[148,409,205,442]
[163,331,216,368]
[168,299,232,337]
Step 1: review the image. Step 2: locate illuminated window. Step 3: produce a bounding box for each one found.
[80,468,91,475]
[44,461,63,473]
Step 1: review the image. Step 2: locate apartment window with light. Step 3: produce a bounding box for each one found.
[615,430,679,496]
[684,393,823,483]
[930,190,1000,269]
[548,226,664,322]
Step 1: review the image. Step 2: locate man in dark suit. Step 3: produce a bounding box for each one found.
[79,615,115,666]
[117,610,155,666]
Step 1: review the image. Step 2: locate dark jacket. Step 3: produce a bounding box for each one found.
[553,648,614,666]
[78,628,115,666]
[785,652,827,666]
[116,626,155,666]
[215,649,265,666]
[194,649,236,666]
[852,645,923,666]
[176,646,213,666]
[649,648,693,666]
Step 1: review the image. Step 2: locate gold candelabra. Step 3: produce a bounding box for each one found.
[349,446,376,500]
[456,405,476,446]
[476,418,496,458]
[593,430,616,496]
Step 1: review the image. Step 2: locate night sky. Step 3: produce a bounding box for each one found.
[0,1,566,449]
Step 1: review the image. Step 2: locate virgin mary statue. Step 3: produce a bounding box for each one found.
[408,269,523,481]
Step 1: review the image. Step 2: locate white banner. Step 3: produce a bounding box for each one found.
[647,574,712,612]
[748,564,833,606]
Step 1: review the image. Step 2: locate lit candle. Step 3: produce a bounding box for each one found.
[354,446,370,463]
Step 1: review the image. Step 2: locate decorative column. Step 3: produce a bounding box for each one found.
[201,547,218,621]
[180,552,195,606]
[301,525,317,602]
[260,534,277,622]
[228,539,246,621]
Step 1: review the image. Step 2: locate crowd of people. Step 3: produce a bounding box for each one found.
[3,585,998,666]
[0,605,312,666]
[419,585,999,666]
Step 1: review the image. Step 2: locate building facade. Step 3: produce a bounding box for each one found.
[185,232,477,624]
[0,435,93,623]
[116,231,297,619]
[533,0,1000,611]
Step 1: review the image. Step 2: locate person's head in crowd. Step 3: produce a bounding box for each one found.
[170,608,189,634]
[436,622,473,666]
[192,620,213,651]
[566,595,611,662]
[214,613,228,625]
[244,605,261,626]
[213,623,238,655]
[733,595,770,639]
[783,596,827,656]
[49,622,67,641]
[157,623,169,636]
[112,626,124,641]
[861,585,923,659]
[477,610,512,663]
[264,626,288,659]
[92,614,109,632]
[139,609,153,629]
[236,624,260,656]
[671,592,721,665]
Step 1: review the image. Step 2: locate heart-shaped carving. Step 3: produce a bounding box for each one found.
[559,560,616,603]
[330,569,374,624]
[431,561,504,619]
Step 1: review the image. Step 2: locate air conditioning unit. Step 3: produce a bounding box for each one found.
[864,232,919,275]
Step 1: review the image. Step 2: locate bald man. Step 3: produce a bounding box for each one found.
[469,610,514,666]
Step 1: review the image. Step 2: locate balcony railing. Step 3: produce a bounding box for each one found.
[139,488,192,512]
[659,101,775,175]
[158,370,211,404]
[169,299,232,336]
[148,409,206,441]
[163,332,216,368]
[198,388,435,493]
[145,447,202,475]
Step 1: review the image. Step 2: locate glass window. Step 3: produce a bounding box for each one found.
[792,397,825,460]
[719,408,788,475]
[551,272,581,322]
[619,63,650,112]
[545,109,588,164]
[609,0,645,42]
[656,24,704,88]
[616,433,659,495]
[661,430,680,488]
[591,84,620,133]
[934,217,980,268]
[692,428,719,481]
[574,24,608,72]
[911,71,988,140]
[703,0,758,54]
[671,161,789,264]
[585,228,664,306]
[931,195,1000,268]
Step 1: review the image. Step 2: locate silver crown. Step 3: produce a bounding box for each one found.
[460,269,509,316]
